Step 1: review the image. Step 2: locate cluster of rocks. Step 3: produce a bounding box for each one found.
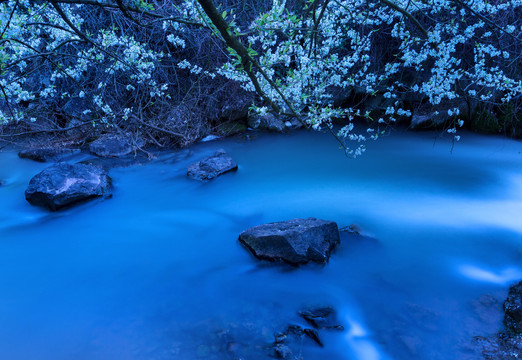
[272,306,344,359]
[187,149,238,181]
[20,134,240,211]
[14,129,363,359]
[17,111,308,211]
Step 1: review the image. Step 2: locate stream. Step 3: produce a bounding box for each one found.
[0,129,521,360]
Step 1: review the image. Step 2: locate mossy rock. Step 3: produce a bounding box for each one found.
[217,121,247,136]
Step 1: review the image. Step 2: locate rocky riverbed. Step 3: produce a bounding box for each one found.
[0,129,521,360]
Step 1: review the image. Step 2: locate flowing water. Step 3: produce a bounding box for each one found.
[0,129,521,360]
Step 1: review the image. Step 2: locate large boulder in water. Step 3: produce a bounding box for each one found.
[187,149,238,181]
[504,281,522,333]
[25,163,112,211]
[18,148,81,162]
[239,218,340,265]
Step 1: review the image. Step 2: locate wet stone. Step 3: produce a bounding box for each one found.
[187,149,238,181]
[239,218,340,266]
[89,133,140,158]
[25,162,112,211]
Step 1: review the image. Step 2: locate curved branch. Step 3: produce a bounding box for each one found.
[196,0,306,126]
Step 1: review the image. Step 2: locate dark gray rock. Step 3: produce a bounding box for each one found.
[187,149,238,181]
[504,281,522,333]
[25,163,112,211]
[89,133,137,157]
[239,218,340,265]
[18,148,81,162]
[478,332,522,360]
[270,306,344,358]
[248,113,286,132]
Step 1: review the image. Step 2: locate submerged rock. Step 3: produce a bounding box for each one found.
[18,148,81,162]
[187,149,238,181]
[89,133,139,157]
[25,163,112,211]
[239,218,340,265]
[271,306,344,358]
[299,306,344,330]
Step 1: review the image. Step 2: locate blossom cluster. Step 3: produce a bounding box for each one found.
[0,0,520,152]
[214,0,521,153]
[0,0,188,127]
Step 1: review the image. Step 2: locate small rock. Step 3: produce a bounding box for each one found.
[18,148,81,162]
[286,325,305,336]
[89,133,139,157]
[274,332,287,344]
[25,163,112,211]
[239,218,340,265]
[187,149,238,181]
[339,224,362,235]
[299,306,343,330]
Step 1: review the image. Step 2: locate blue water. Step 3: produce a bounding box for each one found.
[0,130,521,360]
